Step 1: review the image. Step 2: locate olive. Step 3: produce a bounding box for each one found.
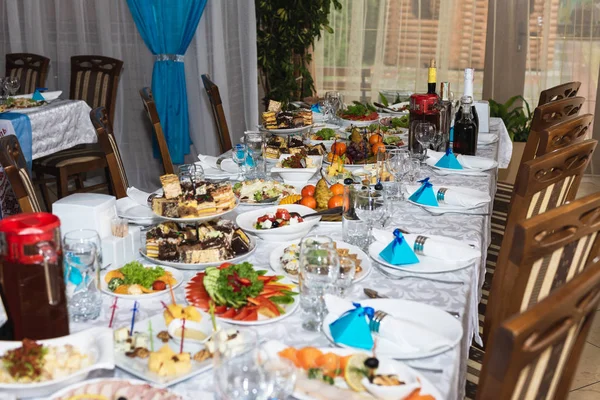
[374,182,383,190]
[343,178,354,185]
[364,357,379,369]
[272,220,280,228]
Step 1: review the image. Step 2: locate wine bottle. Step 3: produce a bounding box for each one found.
[453,96,478,156]
[408,59,440,153]
[427,59,437,94]
[455,68,479,129]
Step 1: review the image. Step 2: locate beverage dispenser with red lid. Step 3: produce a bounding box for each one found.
[0,212,69,340]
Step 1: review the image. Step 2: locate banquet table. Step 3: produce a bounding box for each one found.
[67,118,510,400]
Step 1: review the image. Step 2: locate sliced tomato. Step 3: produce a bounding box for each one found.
[275,209,290,220]
[220,308,237,319]
[214,305,228,314]
[242,309,258,321]
[257,297,280,316]
[219,262,234,270]
[188,298,209,309]
[247,298,260,306]
[233,307,253,320]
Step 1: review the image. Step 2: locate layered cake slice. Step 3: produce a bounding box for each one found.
[160,174,182,199]
[262,111,277,129]
[210,183,236,213]
[152,197,179,218]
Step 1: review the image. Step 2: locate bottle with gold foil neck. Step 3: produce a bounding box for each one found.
[427,59,437,94]
[409,59,440,153]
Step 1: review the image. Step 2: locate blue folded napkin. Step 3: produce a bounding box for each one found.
[311,103,321,113]
[379,229,420,265]
[329,302,374,350]
[435,148,463,169]
[31,89,45,102]
[408,177,439,206]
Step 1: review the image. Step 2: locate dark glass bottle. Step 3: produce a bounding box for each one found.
[409,59,439,153]
[453,96,478,156]
[455,68,479,130]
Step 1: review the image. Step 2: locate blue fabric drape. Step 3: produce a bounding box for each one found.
[0,113,33,170]
[126,0,207,164]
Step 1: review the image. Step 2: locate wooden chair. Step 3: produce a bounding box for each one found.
[139,87,175,175]
[32,55,123,205]
[0,135,42,213]
[537,81,581,106]
[5,53,50,95]
[535,114,593,158]
[477,259,600,399]
[90,107,128,199]
[201,74,233,153]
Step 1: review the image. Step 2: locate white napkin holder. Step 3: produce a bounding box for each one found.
[102,226,142,268]
[52,193,117,239]
[475,101,490,133]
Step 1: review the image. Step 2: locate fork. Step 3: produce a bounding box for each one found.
[373,264,465,285]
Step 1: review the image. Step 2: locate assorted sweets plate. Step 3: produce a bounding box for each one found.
[0,327,114,398]
[260,100,314,135]
[100,262,184,299]
[269,239,372,284]
[185,262,300,326]
[139,219,256,270]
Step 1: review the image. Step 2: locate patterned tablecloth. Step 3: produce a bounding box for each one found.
[66,119,509,400]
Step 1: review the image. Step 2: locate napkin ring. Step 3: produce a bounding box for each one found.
[369,310,388,333]
[436,188,448,203]
[414,235,429,255]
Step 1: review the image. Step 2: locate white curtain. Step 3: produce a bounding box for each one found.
[0,0,258,191]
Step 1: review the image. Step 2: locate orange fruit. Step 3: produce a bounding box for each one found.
[278,347,300,367]
[331,142,347,156]
[300,196,317,209]
[339,355,352,375]
[296,347,323,370]
[315,352,340,377]
[371,142,386,154]
[330,183,344,196]
[301,185,315,197]
[328,194,344,209]
[369,134,383,145]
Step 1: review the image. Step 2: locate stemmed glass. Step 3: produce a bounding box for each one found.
[244,131,266,179]
[354,189,386,243]
[232,143,248,181]
[386,148,409,200]
[4,77,20,96]
[406,156,421,185]
[336,255,357,297]
[325,91,343,123]
[414,122,436,162]
[178,164,205,190]
[298,235,340,331]
[257,347,297,399]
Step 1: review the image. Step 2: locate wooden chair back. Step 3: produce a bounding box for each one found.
[484,139,597,345]
[139,87,175,175]
[522,96,586,164]
[537,81,581,106]
[536,114,594,158]
[90,107,128,199]
[478,259,600,399]
[5,53,50,95]
[201,74,233,153]
[0,135,42,213]
[70,55,123,123]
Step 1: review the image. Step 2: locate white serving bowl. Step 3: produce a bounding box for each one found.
[236,204,321,242]
[338,117,380,128]
[270,155,323,185]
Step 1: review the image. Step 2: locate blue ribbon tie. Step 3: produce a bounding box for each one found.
[331,302,375,326]
[392,229,404,250]
[412,177,432,198]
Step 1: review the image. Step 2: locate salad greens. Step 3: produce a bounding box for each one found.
[340,101,377,117]
[120,261,165,289]
[314,128,337,140]
[205,262,264,308]
[390,115,409,129]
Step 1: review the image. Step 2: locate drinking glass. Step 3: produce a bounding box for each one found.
[63,229,103,322]
[354,189,386,243]
[386,148,409,200]
[257,348,297,399]
[298,235,340,331]
[178,163,205,190]
[414,122,436,162]
[244,131,266,179]
[4,77,20,96]
[342,184,369,250]
[213,329,274,400]
[406,157,421,184]
[336,255,357,297]
[232,143,248,181]
[325,91,344,123]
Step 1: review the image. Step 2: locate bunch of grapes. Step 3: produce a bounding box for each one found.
[347,140,370,163]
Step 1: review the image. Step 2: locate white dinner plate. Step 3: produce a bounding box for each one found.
[116,197,160,225]
[151,201,238,223]
[100,265,184,300]
[49,378,186,400]
[368,239,475,274]
[322,298,463,360]
[269,239,371,284]
[184,271,300,326]
[0,327,114,398]
[260,125,313,135]
[405,185,490,214]
[265,340,443,400]
[139,234,257,270]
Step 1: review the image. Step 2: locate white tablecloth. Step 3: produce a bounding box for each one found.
[64,120,510,400]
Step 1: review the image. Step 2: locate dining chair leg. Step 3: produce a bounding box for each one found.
[104,167,114,196]
[57,171,70,199]
[36,174,52,212]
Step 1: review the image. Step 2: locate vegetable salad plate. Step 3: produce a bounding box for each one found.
[185,262,300,326]
[236,204,322,242]
[266,340,443,400]
[50,378,185,400]
[233,179,297,205]
[269,239,372,284]
[101,262,183,300]
[322,298,463,360]
[0,327,114,398]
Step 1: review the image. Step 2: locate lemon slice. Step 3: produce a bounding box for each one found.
[344,353,369,392]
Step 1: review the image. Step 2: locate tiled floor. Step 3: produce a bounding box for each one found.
[570,175,600,399]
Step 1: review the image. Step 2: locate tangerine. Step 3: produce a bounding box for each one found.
[369,134,383,145]
[331,142,347,156]
[300,196,317,209]
[296,347,323,370]
[371,142,386,154]
[328,194,344,209]
[330,183,344,196]
[301,185,315,197]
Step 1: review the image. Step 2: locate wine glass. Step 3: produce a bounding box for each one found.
[213,329,274,400]
[232,143,248,181]
[257,347,297,399]
[298,235,340,331]
[385,148,409,200]
[178,163,204,191]
[406,156,421,184]
[244,131,266,179]
[325,91,343,123]
[354,189,386,243]
[336,255,357,297]
[4,77,20,96]
[414,122,436,162]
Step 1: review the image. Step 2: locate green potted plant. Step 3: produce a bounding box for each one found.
[256,0,342,108]
[489,95,533,182]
